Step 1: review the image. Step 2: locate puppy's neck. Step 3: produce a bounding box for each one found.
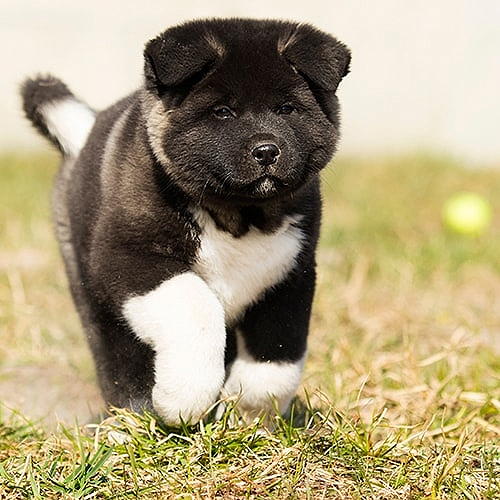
[202,203,287,237]
[197,177,319,237]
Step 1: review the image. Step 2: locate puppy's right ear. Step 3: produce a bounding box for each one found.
[144,33,220,90]
[281,24,350,93]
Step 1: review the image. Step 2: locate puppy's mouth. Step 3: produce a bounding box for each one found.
[249,176,284,197]
[209,172,303,202]
[233,175,297,200]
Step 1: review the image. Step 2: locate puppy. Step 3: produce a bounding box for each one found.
[21,18,350,425]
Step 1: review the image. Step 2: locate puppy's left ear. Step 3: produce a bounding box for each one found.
[144,31,220,91]
[282,24,351,92]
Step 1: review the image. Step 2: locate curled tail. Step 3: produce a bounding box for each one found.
[21,75,96,157]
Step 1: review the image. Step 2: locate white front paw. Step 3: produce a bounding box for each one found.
[152,369,224,425]
[122,272,227,425]
[222,354,305,418]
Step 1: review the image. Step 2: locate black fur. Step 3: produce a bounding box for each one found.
[21,76,76,153]
[21,18,350,420]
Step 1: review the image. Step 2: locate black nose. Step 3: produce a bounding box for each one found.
[252,143,280,166]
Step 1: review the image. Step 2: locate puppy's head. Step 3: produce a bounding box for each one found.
[142,19,350,205]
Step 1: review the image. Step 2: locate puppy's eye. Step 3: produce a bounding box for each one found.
[276,104,295,115]
[213,106,234,119]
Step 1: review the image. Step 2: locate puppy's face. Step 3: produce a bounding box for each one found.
[143,19,350,205]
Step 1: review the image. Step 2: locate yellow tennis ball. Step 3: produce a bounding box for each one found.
[442,192,492,236]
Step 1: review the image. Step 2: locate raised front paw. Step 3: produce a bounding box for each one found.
[122,272,227,425]
[152,371,224,425]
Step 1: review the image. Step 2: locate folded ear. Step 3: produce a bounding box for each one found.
[282,24,351,92]
[144,31,220,90]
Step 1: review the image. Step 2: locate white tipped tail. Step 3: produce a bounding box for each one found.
[21,75,96,157]
[41,99,96,157]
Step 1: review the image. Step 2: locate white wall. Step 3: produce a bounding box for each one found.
[2,0,500,165]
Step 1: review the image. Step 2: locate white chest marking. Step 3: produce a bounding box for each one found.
[192,209,304,324]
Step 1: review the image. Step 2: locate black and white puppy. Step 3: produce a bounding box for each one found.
[21,18,350,425]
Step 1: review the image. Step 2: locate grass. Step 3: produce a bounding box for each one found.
[0,151,499,498]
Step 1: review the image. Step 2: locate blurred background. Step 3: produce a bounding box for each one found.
[1,0,500,166]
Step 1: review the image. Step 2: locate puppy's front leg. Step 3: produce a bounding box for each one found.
[123,272,226,425]
[222,333,305,418]
[221,263,316,420]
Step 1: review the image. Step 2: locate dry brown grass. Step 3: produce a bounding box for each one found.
[0,152,499,498]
